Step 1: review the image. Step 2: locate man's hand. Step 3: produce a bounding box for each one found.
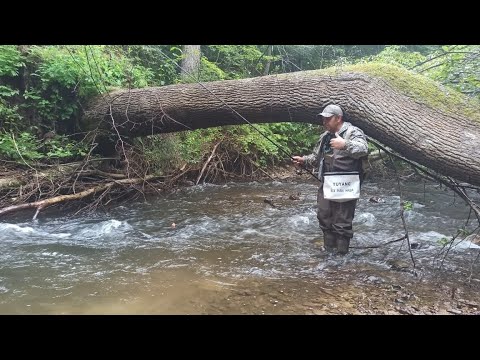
[292,156,304,169]
[330,132,346,150]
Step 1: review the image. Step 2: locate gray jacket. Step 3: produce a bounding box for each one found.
[303,122,368,179]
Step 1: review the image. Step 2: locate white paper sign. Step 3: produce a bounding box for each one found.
[323,172,360,202]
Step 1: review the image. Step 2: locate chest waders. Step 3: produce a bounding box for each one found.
[317,126,362,254]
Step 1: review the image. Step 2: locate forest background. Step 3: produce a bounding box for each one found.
[0,45,478,187]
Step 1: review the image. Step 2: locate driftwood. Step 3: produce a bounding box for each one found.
[0,175,159,219]
[196,141,221,185]
[77,169,127,179]
[0,158,121,190]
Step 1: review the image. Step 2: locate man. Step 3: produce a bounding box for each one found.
[292,104,368,255]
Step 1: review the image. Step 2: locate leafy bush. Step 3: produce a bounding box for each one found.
[0,131,42,161]
[367,45,426,69]
[0,45,158,162]
[141,134,183,174]
[0,45,24,76]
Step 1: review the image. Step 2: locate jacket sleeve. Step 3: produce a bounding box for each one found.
[303,134,324,168]
[344,127,368,159]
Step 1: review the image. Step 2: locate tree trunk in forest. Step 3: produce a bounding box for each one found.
[82,70,480,187]
[16,45,30,95]
[263,45,273,76]
[180,45,201,82]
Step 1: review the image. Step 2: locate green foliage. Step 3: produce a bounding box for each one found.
[274,122,321,155]
[0,46,24,131]
[0,85,22,130]
[0,101,22,131]
[436,228,472,247]
[114,45,183,86]
[359,45,479,99]
[416,45,480,99]
[31,45,153,97]
[1,44,478,178]
[367,141,377,153]
[142,122,316,175]
[367,45,427,68]
[0,45,157,161]
[402,200,413,211]
[0,130,89,162]
[0,85,19,97]
[174,122,319,170]
[0,45,158,165]
[139,45,324,172]
[198,57,227,82]
[0,131,42,161]
[179,128,223,164]
[262,45,388,73]
[141,134,183,174]
[202,45,266,79]
[43,134,90,159]
[352,45,480,102]
[236,124,281,161]
[437,237,450,246]
[0,45,24,76]
[236,122,320,165]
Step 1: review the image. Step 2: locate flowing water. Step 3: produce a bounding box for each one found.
[1,178,479,314]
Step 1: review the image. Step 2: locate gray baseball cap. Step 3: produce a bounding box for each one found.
[318,104,343,118]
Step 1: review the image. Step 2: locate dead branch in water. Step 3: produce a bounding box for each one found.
[368,138,480,219]
[0,175,161,219]
[196,141,221,185]
[368,138,480,278]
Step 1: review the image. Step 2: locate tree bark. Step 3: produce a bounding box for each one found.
[82,70,480,187]
[263,45,273,76]
[180,45,201,82]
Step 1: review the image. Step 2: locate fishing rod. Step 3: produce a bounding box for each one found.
[154,47,322,183]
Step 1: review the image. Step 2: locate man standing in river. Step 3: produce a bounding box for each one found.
[292,104,368,255]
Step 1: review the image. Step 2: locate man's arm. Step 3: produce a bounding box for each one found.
[302,133,325,168]
[344,127,368,159]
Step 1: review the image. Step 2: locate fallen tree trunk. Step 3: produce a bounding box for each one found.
[82,65,480,187]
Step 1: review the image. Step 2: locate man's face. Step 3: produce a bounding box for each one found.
[322,115,341,133]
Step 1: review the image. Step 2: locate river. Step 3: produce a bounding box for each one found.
[0,178,479,314]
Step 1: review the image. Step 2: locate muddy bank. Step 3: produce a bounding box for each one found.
[55,261,480,315]
[169,262,480,315]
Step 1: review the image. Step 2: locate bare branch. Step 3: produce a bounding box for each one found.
[0,175,161,218]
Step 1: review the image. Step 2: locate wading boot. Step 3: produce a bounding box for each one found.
[323,231,337,252]
[337,236,350,255]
